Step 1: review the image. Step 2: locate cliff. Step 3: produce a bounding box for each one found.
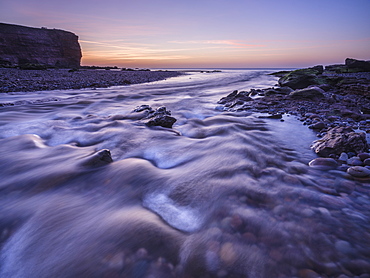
[0,23,82,68]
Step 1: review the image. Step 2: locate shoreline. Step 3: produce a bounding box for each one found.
[217,62,370,178]
[0,68,182,93]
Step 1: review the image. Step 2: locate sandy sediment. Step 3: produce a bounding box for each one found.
[0,68,182,93]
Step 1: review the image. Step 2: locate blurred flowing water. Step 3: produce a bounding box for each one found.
[0,70,369,277]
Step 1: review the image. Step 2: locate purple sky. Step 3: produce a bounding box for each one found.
[1,0,369,68]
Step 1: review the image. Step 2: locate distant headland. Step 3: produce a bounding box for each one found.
[0,22,82,69]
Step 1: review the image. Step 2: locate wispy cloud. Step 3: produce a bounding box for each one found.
[80,40,191,61]
[169,40,265,48]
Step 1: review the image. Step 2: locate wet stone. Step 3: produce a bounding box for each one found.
[347,166,370,178]
[348,157,363,166]
[358,153,370,161]
[335,240,353,255]
[309,121,326,130]
[81,149,113,167]
[338,152,349,163]
[219,242,237,266]
[308,157,338,170]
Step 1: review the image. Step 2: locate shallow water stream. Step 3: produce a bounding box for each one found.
[0,70,369,277]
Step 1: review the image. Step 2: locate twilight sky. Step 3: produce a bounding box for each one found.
[1,0,369,68]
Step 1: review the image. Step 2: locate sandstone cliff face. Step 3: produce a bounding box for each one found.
[0,23,82,68]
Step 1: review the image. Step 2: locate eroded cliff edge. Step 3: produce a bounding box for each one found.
[0,23,82,68]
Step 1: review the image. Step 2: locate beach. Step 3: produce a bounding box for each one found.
[0,68,182,93]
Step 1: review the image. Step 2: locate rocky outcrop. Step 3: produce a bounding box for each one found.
[311,127,368,157]
[0,23,82,68]
[277,66,326,89]
[345,58,370,72]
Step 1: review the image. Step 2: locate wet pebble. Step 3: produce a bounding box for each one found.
[364,158,370,166]
[308,157,338,170]
[302,208,315,217]
[219,242,237,266]
[347,157,363,166]
[335,240,353,255]
[318,207,331,217]
[358,153,370,161]
[347,166,370,178]
[309,121,326,130]
[338,152,349,163]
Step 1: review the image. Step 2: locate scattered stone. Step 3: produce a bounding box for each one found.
[309,122,326,130]
[335,240,353,255]
[347,166,370,178]
[338,152,349,163]
[217,90,252,106]
[258,113,283,119]
[219,242,237,266]
[358,153,370,161]
[309,158,338,170]
[81,149,113,167]
[347,157,363,166]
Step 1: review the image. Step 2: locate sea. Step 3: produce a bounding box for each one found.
[0,69,369,277]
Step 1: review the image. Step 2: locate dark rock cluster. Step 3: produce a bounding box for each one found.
[218,58,370,164]
[133,105,177,128]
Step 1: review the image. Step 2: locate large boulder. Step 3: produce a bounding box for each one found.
[289,86,325,100]
[278,66,325,89]
[311,127,369,157]
[0,23,82,68]
[345,58,370,72]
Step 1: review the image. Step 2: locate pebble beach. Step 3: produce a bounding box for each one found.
[0,68,182,93]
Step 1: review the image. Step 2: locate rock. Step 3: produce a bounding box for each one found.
[81,149,113,167]
[347,157,363,166]
[289,87,325,100]
[219,242,237,266]
[144,106,177,128]
[264,87,292,96]
[345,58,370,72]
[217,90,252,105]
[335,240,353,255]
[338,152,349,163]
[146,115,177,128]
[358,153,370,161]
[258,113,283,119]
[308,157,338,170]
[133,104,153,113]
[0,23,81,68]
[133,105,177,128]
[278,66,326,89]
[309,122,326,130]
[364,158,370,166]
[311,127,368,157]
[347,166,370,177]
